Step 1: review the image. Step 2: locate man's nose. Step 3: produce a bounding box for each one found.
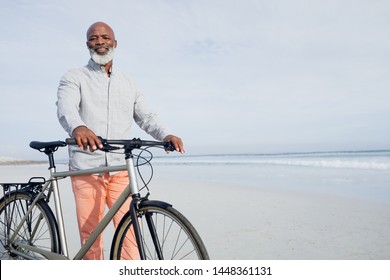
[96,37,104,44]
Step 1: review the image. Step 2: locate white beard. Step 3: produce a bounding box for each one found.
[89,47,115,65]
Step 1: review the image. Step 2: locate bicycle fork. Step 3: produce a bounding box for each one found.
[129,195,146,259]
[129,196,164,260]
[145,210,164,259]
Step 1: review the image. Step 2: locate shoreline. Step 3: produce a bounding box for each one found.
[0,161,46,166]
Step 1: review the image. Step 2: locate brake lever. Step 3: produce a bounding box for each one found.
[97,137,120,152]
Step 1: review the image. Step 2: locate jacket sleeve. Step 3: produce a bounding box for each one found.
[56,71,86,136]
[132,86,172,141]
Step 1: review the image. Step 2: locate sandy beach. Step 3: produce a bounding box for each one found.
[1,161,389,260]
[153,163,390,260]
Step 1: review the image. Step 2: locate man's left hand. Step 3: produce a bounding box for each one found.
[163,135,185,154]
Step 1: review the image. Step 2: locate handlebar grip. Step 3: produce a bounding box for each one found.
[65,137,105,146]
[65,138,77,145]
[164,142,176,152]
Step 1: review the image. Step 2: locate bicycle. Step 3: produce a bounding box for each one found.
[0,137,209,260]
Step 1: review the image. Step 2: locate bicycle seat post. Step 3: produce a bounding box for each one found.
[44,147,69,257]
[43,148,57,169]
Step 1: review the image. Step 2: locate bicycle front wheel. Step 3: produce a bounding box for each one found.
[110,202,209,260]
[0,191,60,259]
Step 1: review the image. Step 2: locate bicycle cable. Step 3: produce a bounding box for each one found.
[99,145,168,193]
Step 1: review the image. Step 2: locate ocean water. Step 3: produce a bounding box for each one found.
[153,150,390,170]
[151,150,390,203]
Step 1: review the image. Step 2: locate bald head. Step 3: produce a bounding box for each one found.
[86,22,116,40]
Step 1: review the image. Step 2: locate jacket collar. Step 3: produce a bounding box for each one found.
[87,59,113,74]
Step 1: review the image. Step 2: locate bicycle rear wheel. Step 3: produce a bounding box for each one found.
[110,202,209,260]
[0,191,60,259]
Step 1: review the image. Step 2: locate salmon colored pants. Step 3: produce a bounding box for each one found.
[71,171,138,260]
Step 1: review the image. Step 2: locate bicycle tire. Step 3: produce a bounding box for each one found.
[0,191,60,259]
[110,202,209,260]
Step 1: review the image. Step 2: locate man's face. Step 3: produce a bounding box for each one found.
[86,24,117,55]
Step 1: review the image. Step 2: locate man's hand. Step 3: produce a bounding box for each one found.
[72,126,103,152]
[163,135,184,154]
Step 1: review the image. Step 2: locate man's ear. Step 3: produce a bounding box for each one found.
[114,40,118,48]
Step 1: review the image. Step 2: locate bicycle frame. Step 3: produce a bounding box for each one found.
[9,154,141,260]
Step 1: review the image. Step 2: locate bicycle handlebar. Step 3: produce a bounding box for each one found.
[65,137,176,152]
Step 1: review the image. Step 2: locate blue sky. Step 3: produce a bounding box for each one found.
[1,0,389,159]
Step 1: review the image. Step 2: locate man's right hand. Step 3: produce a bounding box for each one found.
[72,126,103,152]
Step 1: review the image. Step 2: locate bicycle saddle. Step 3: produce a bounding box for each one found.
[29,141,67,151]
